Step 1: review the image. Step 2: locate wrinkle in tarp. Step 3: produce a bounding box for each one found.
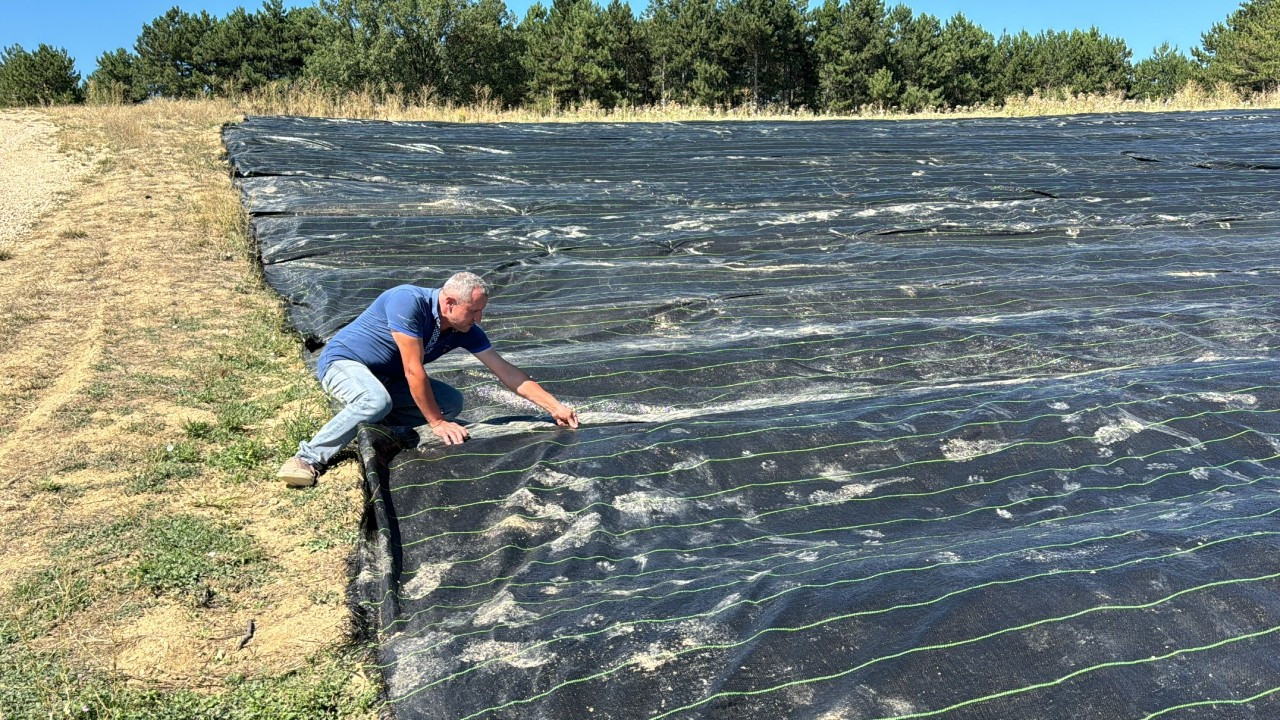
[224,112,1280,719]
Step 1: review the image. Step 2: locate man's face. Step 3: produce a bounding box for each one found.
[441,288,487,331]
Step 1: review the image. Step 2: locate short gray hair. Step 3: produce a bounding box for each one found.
[442,271,490,301]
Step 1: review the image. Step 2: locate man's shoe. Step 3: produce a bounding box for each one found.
[278,457,319,488]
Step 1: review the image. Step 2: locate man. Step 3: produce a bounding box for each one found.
[277,271,579,487]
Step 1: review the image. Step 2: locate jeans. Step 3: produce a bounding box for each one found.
[296,360,463,467]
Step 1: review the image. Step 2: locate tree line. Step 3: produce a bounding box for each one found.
[2,0,1278,111]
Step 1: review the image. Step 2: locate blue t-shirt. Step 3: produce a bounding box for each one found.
[317,285,491,388]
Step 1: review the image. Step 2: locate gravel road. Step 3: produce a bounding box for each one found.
[0,111,80,249]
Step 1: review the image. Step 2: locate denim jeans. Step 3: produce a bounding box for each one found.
[296,360,463,467]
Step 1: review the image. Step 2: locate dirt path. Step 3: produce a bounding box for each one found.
[0,111,83,251]
[0,111,94,470]
[0,105,369,704]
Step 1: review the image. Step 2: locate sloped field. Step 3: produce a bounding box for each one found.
[226,112,1280,719]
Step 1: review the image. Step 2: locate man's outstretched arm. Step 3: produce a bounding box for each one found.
[392,331,470,444]
[474,348,579,428]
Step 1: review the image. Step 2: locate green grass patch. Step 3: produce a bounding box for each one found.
[0,633,377,720]
[280,409,321,457]
[128,371,185,397]
[57,516,139,561]
[182,419,216,440]
[128,442,202,494]
[6,566,93,639]
[31,476,65,493]
[167,314,204,332]
[216,399,269,437]
[85,381,113,400]
[133,515,266,599]
[165,442,202,463]
[165,307,327,485]
[127,462,199,494]
[124,417,165,436]
[28,475,86,500]
[207,437,272,479]
[182,374,238,406]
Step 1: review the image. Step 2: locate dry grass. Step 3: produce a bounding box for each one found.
[0,101,376,715]
[992,82,1279,118]
[227,79,1280,122]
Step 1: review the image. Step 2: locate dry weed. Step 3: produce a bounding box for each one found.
[218,79,1280,122]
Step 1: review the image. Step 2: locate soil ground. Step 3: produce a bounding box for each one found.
[0,103,376,716]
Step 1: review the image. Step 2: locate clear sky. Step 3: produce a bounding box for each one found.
[1,0,1247,79]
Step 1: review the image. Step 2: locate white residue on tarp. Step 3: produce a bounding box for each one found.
[1198,392,1258,408]
[401,562,451,600]
[388,142,444,153]
[456,144,512,154]
[809,483,876,503]
[941,437,1009,461]
[504,487,572,522]
[531,467,594,492]
[1093,415,1146,445]
[612,491,687,522]
[459,639,557,668]
[758,209,841,226]
[548,513,601,553]
[472,590,537,627]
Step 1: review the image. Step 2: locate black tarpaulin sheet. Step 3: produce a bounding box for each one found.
[224,112,1280,719]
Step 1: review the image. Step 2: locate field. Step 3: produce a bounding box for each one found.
[2,90,1279,716]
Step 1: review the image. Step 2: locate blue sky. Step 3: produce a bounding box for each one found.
[1,0,1246,78]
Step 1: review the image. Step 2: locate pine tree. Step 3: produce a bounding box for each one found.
[935,13,994,107]
[645,0,727,106]
[1061,27,1132,94]
[519,0,619,108]
[721,0,810,110]
[780,2,819,109]
[865,65,898,109]
[197,6,266,92]
[0,44,82,106]
[284,5,331,76]
[195,0,325,94]
[993,28,1131,99]
[887,6,944,111]
[812,0,891,112]
[992,30,1039,98]
[440,0,525,105]
[135,7,219,97]
[603,0,653,106]
[1133,43,1198,99]
[306,0,449,96]
[87,48,146,103]
[1195,0,1280,92]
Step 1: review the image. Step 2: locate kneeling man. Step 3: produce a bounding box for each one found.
[278,271,578,487]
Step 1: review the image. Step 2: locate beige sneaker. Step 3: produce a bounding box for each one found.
[277,457,319,488]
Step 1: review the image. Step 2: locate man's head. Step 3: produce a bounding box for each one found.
[439,271,490,332]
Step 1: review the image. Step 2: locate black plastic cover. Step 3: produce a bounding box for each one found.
[225,112,1280,719]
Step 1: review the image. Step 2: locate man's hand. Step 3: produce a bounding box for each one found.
[551,403,579,428]
[475,348,582,430]
[430,419,470,445]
